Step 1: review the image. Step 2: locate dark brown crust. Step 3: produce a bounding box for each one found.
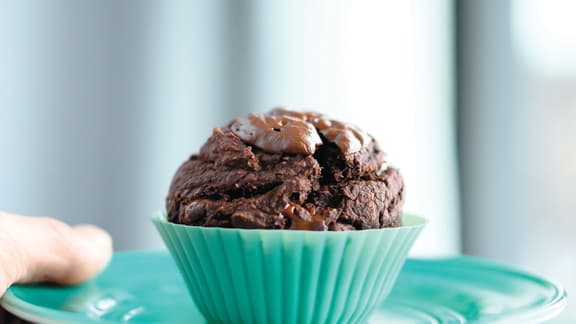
[166,113,404,231]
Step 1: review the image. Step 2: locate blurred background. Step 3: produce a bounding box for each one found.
[0,0,573,320]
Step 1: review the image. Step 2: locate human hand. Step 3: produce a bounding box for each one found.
[0,211,113,297]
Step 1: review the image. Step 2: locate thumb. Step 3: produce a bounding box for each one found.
[0,212,113,296]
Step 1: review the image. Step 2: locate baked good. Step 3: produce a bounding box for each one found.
[166,108,404,230]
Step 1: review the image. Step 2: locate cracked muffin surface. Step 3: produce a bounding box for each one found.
[166,108,404,231]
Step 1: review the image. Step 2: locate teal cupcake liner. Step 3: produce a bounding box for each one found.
[153,213,425,324]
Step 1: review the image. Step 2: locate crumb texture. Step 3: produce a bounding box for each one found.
[166,109,404,230]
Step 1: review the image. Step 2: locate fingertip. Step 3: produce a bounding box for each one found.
[6,216,115,287]
[73,225,113,253]
[59,225,113,285]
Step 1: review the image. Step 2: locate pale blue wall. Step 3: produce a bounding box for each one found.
[0,1,458,255]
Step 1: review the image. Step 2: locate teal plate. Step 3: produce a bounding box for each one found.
[1,251,566,323]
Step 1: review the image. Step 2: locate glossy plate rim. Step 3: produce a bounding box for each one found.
[402,255,567,323]
[0,251,567,324]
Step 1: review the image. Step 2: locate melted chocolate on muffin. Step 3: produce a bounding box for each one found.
[166,108,404,231]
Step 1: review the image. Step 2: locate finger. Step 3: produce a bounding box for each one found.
[21,219,113,285]
[61,225,113,285]
[0,213,112,288]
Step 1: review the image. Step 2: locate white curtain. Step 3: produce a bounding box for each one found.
[460,0,576,320]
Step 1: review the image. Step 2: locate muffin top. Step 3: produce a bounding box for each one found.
[166,108,404,231]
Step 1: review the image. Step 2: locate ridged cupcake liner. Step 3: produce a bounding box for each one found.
[153,213,425,324]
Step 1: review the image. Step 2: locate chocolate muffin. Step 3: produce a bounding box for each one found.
[166,108,404,231]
